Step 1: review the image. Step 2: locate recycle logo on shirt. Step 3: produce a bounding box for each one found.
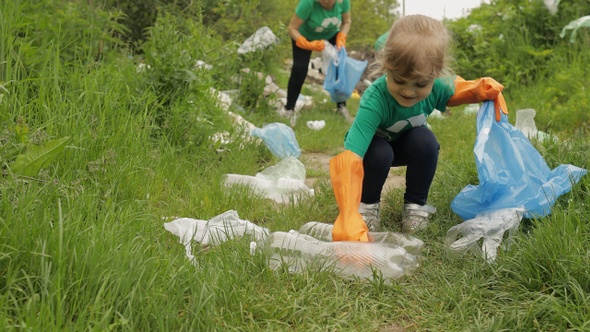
[386,114,427,133]
[315,17,340,33]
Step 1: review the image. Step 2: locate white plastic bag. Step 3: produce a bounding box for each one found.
[251,123,301,159]
[237,26,278,54]
[224,156,314,204]
[445,208,524,262]
[322,42,338,75]
[560,15,590,43]
[164,210,270,264]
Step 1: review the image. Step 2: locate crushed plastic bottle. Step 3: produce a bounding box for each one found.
[224,157,314,204]
[298,221,424,256]
[260,230,419,281]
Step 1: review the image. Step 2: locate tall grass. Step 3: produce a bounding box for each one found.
[2,1,590,331]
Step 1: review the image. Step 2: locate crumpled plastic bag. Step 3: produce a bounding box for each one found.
[515,108,556,143]
[224,156,314,203]
[237,26,278,54]
[323,47,368,103]
[322,42,338,75]
[559,15,590,43]
[164,210,269,264]
[451,101,587,220]
[445,207,524,262]
[251,122,301,159]
[544,0,560,15]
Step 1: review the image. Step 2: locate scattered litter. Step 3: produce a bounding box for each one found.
[257,230,419,282]
[463,103,479,114]
[306,120,326,130]
[560,15,590,43]
[224,156,314,203]
[237,26,278,54]
[251,123,301,159]
[165,212,422,282]
[164,210,269,264]
[227,111,257,133]
[195,60,212,70]
[544,0,560,15]
[515,108,557,143]
[445,207,524,262]
[429,109,445,119]
[322,42,339,74]
[209,87,234,111]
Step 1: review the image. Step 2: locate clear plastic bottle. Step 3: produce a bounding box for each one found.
[261,230,418,281]
[297,221,424,256]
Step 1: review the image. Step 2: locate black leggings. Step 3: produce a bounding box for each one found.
[361,126,440,205]
[286,34,344,110]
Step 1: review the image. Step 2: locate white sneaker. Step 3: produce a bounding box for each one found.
[402,203,436,234]
[358,202,380,231]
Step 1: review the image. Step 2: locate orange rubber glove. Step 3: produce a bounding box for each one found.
[336,32,347,50]
[295,36,325,52]
[447,76,509,121]
[330,150,369,242]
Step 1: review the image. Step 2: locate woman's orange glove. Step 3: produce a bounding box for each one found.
[336,32,347,50]
[330,150,369,242]
[447,76,509,121]
[295,36,325,52]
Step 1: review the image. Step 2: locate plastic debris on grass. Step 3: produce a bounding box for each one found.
[447,101,587,262]
[224,156,314,204]
[560,15,590,43]
[237,26,278,54]
[164,210,269,264]
[164,211,424,282]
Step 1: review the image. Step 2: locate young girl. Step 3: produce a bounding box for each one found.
[329,14,509,241]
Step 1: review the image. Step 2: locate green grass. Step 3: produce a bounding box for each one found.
[2,2,590,331]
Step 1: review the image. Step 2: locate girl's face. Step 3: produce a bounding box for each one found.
[386,70,435,108]
[318,0,336,10]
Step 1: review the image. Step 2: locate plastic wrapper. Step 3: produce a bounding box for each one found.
[251,122,301,159]
[445,207,524,262]
[224,156,314,204]
[237,26,278,54]
[164,210,269,264]
[559,15,590,43]
[258,230,419,282]
[322,42,338,75]
[298,221,424,256]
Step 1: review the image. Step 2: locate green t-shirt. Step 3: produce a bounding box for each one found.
[295,0,351,41]
[344,75,456,158]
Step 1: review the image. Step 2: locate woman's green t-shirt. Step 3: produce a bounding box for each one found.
[295,0,351,41]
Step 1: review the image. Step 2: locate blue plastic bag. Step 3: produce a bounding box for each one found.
[323,47,368,103]
[451,101,587,220]
[251,123,301,159]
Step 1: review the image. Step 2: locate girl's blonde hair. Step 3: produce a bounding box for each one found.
[371,15,454,80]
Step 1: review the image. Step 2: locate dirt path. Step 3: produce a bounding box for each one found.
[301,152,405,193]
